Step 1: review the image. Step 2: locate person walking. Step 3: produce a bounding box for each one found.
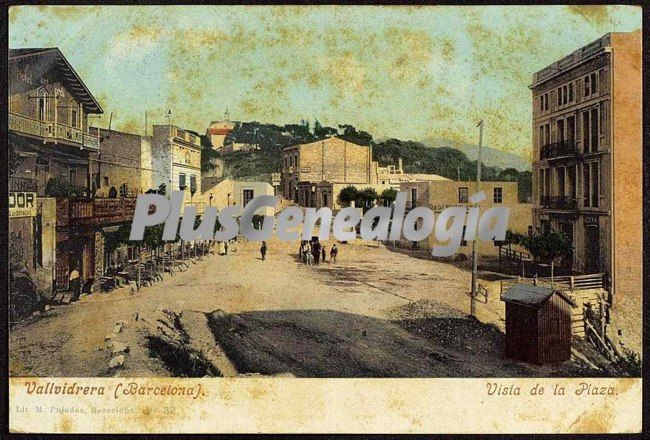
[224,240,229,255]
[260,241,267,261]
[330,243,338,264]
[69,265,81,301]
[321,245,326,264]
[313,240,321,265]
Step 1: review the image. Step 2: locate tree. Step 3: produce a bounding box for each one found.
[380,187,397,206]
[519,230,572,264]
[44,177,86,197]
[338,124,373,146]
[356,188,378,211]
[338,185,358,206]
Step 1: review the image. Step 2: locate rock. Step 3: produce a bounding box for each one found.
[113,322,123,334]
[109,355,125,369]
[32,311,41,317]
[111,341,130,355]
[44,305,51,312]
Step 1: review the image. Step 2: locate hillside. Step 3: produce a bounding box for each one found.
[420,137,531,172]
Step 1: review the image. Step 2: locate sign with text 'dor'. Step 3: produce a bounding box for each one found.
[9,192,37,218]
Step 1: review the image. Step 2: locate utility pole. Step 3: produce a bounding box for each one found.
[470,119,484,316]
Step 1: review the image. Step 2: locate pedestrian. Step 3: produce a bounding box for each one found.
[321,245,326,264]
[306,250,314,266]
[260,241,267,261]
[313,240,321,265]
[224,240,229,255]
[69,265,81,301]
[299,241,306,263]
[330,243,338,264]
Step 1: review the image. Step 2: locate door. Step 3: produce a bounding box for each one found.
[560,222,573,271]
[584,225,600,273]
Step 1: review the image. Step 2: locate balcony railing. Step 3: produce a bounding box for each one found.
[57,197,138,228]
[539,195,577,210]
[9,177,38,192]
[9,112,100,150]
[540,140,577,160]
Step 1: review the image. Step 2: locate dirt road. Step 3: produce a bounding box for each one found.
[9,238,594,377]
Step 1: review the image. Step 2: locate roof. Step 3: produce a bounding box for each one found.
[501,284,576,308]
[9,47,103,114]
[283,136,367,151]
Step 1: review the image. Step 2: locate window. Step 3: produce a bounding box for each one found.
[591,162,599,208]
[557,167,565,196]
[583,164,590,207]
[243,189,254,206]
[557,87,563,107]
[37,86,48,121]
[458,187,468,204]
[590,108,599,152]
[493,187,503,204]
[69,169,76,185]
[103,176,109,186]
[69,99,79,128]
[568,82,574,102]
[584,72,598,98]
[410,188,417,209]
[190,175,197,193]
[179,173,186,190]
[567,116,575,144]
[557,119,565,142]
[582,108,599,153]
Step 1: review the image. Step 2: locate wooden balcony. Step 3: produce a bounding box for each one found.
[9,112,100,150]
[56,197,137,228]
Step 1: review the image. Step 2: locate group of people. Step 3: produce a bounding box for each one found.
[298,240,338,266]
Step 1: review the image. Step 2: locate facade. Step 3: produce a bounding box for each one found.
[97,128,154,197]
[530,31,642,334]
[200,178,276,217]
[9,48,105,297]
[9,48,102,196]
[502,284,575,365]
[282,137,381,208]
[152,124,202,203]
[399,180,532,256]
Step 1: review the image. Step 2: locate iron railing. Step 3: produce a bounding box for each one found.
[539,195,577,210]
[540,140,577,160]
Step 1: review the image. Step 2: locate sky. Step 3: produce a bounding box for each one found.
[9,5,641,159]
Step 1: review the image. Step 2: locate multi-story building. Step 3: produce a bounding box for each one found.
[399,180,532,257]
[9,48,102,196]
[97,128,154,197]
[152,124,202,203]
[530,31,642,343]
[9,47,138,297]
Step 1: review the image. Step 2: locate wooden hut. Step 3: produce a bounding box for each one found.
[501,284,576,365]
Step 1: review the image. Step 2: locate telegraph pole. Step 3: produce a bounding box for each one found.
[470,119,484,316]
